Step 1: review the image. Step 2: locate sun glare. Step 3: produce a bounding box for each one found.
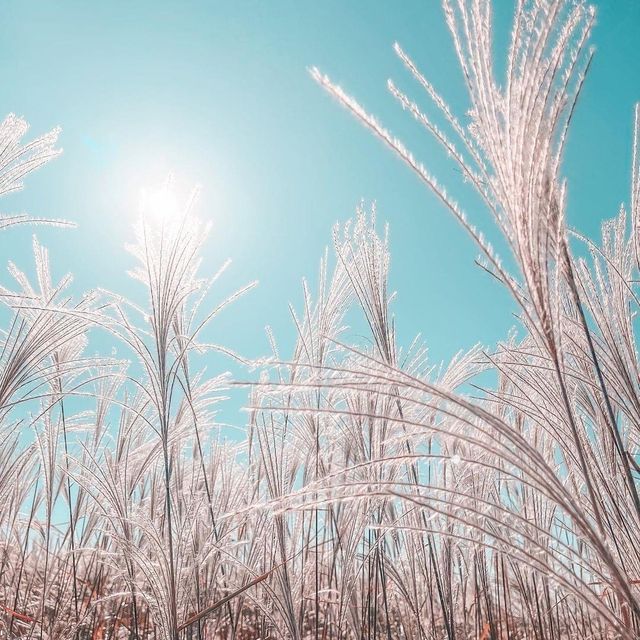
[138,180,180,227]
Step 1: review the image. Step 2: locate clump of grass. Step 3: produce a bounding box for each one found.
[306,0,640,637]
[1,1,639,639]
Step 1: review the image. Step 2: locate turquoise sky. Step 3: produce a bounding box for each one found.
[0,1,639,429]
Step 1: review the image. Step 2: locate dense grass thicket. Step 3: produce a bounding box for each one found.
[2,1,640,638]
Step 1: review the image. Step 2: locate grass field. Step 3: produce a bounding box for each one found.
[1,1,640,638]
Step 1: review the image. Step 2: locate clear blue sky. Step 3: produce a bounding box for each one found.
[0,1,638,428]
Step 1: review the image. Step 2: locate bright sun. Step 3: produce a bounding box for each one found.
[138,179,181,227]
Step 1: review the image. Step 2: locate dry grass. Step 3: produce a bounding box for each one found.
[1,1,640,638]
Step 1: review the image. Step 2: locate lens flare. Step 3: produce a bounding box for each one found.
[139,178,180,227]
